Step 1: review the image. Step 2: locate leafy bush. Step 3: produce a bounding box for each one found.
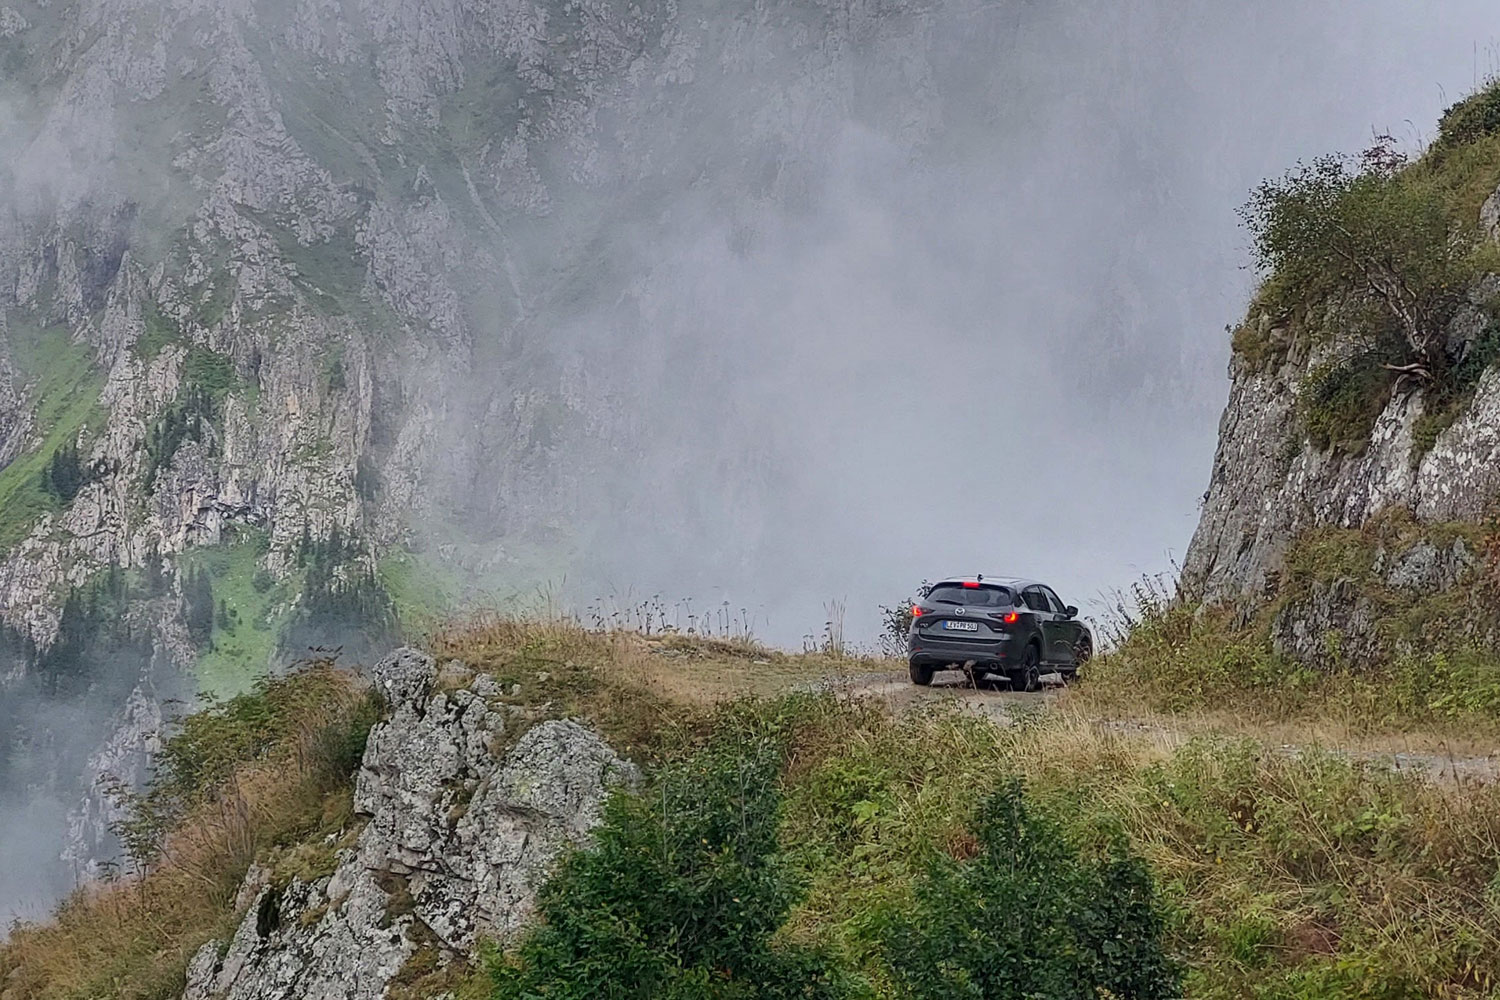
[1241,142,1480,382]
[877,582,928,656]
[1412,320,1500,459]
[881,779,1179,1000]
[1297,349,1399,453]
[489,733,851,1000]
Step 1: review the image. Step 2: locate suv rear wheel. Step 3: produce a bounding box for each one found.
[1010,643,1042,693]
[909,660,934,686]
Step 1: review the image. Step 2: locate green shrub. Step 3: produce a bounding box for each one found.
[880,779,1179,1000]
[1297,350,1398,453]
[1436,80,1500,151]
[1411,320,1500,461]
[182,346,238,401]
[1241,143,1480,382]
[489,733,851,1000]
[877,582,928,656]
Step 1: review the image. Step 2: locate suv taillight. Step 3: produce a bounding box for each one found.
[911,605,925,617]
[989,611,1019,624]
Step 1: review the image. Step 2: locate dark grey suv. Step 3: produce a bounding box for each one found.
[907,576,1092,691]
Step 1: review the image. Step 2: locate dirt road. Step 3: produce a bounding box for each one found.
[831,667,1500,785]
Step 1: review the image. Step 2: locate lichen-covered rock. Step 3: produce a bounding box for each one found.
[1270,579,1384,666]
[1383,538,1475,593]
[180,649,637,999]
[365,646,439,709]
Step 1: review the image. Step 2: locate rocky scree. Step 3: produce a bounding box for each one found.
[180,648,639,1000]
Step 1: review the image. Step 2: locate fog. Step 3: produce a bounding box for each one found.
[462,1,1500,646]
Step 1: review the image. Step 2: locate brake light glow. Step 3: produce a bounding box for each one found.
[911,605,924,617]
[962,581,980,588]
[1003,612,1018,624]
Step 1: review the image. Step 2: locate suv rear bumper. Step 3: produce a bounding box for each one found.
[907,632,1020,668]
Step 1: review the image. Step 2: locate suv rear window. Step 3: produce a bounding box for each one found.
[927,584,1014,608]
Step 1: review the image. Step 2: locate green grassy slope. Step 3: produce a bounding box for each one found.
[181,535,293,698]
[0,324,106,550]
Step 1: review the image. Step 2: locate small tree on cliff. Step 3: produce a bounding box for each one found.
[1240,138,1480,384]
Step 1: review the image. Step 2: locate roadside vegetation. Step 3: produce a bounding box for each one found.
[10,616,1500,1000]
[1081,510,1500,746]
[1082,580,1500,743]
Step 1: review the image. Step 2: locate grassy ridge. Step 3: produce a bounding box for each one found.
[0,665,379,1000]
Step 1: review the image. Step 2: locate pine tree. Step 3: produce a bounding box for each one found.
[144,546,168,596]
[184,567,215,647]
[42,439,86,501]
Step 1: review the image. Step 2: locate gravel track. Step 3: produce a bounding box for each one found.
[826,668,1500,785]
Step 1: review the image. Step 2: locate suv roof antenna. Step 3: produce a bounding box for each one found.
[976,573,983,582]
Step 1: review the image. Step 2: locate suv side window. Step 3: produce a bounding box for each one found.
[1041,587,1067,614]
[1021,587,1049,613]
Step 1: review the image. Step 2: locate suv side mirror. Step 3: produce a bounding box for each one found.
[1063,605,1078,619]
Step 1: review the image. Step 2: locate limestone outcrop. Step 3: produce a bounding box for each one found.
[180,648,638,1000]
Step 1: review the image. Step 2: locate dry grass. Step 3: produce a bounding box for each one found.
[0,666,375,1000]
[426,613,882,760]
[1073,560,1500,760]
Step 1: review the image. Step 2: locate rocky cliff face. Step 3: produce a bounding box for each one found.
[180,647,637,1000]
[1181,187,1500,662]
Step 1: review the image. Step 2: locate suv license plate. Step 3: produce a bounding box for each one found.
[943,620,979,632]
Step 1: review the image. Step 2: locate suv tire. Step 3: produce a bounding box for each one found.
[1011,643,1042,693]
[909,660,934,686]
